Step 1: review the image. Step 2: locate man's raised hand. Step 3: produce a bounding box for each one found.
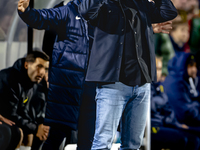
[152,21,172,34]
[18,0,30,12]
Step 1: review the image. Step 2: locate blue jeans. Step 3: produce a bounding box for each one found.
[91,82,150,150]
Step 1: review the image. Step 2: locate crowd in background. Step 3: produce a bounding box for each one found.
[151,0,200,149]
[155,0,200,77]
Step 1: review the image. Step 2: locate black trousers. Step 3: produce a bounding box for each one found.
[77,82,97,150]
[0,122,21,150]
[0,123,11,150]
[31,136,44,150]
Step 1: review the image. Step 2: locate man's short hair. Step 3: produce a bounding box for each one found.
[25,50,49,63]
[171,20,188,32]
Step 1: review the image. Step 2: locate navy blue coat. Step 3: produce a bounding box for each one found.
[18,0,89,130]
[151,82,183,129]
[163,53,200,126]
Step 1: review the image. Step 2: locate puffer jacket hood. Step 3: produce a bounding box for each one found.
[167,52,194,79]
[12,58,25,73]
[12,58,36,88]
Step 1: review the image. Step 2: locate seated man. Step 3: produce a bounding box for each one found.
[163,53,200,126]
[0,114,22,150]
[0,50,50,150]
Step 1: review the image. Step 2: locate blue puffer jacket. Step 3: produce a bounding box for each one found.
[163,53,200,126]
[18,0,89,130]
[151,82,183,129]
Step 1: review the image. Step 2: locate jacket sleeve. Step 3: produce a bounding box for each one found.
[178,85,200,122]
[36,102,46,125]
[18,6,68,31]
[35,79,48,125]
[146,0,178,23]
[18,119,38,134]
[165,81,200,123]
[78,0,105,21]
[0,70,38,134]
[163,104,183,128]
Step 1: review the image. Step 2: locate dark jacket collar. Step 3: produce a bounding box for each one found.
[170,36,185,52]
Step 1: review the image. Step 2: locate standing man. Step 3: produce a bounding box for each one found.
[18,0,175,149]
[79,0,177,149]
[18,0,89,149]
